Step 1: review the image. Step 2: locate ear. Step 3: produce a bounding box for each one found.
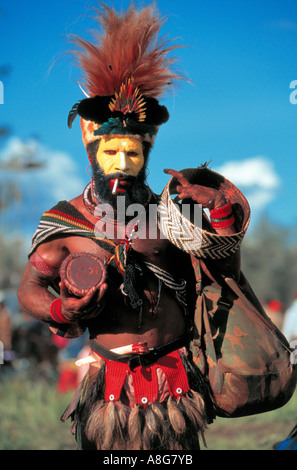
[80,118,101,148]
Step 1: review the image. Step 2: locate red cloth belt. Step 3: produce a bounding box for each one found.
[100,349,190,405]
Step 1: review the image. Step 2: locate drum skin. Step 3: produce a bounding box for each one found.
[60,253,106,297]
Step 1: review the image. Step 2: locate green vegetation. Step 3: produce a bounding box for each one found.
[0,374,75,450]
[204,391,297,450]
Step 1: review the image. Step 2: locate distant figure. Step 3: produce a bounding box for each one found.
[0,291,12,356]
[282,290,297,343]
[265,299,284,331]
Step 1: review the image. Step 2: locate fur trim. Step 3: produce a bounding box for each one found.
[79,117,159,148]
[80,118,101,147]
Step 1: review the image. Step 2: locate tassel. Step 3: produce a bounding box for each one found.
[142,403,168,450]
[190,390,208,419]
[85,400,106,449]
[86,400,129,450]
[180,352,216,424]
[150,402,168,443]
[179,394,206,433]
[102,401,118,449]
[187,391,209,447]
[117,400,130,431]
[128,405,143,450]
[167,396,186,435]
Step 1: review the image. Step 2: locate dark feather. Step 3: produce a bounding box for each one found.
[67,101,81,128]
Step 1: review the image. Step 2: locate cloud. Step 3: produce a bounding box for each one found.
[0,137,86,234]
[267,20,297,31]
[0,137,85,202]
[214,156,281,212]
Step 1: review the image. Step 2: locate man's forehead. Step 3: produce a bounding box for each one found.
[100,136,142,149]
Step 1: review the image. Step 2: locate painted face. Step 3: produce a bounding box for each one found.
[95,136,145,194]
[96,136,144,177]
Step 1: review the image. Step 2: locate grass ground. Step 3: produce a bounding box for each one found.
[204,391,297,450]
[0,372,75,450]
[0,372,296,451]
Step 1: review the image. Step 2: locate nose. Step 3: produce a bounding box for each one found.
[116,151,129,172]
[120,152,127,170]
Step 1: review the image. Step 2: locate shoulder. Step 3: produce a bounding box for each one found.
[69,193,98,225]
[30,194,86,268]
[69,194,83,211]
[34,237,68,271]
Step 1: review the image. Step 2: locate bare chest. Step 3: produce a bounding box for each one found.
[63,217,173,269]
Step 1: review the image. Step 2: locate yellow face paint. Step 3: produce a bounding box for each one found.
[96,136,144,177]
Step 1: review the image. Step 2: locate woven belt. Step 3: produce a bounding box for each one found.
[89,334,189,371]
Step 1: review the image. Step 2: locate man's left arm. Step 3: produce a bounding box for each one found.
[164,168,240,278]
[164,168,236,235]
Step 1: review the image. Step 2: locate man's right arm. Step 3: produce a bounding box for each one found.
[18,243,107,327]
[18,260,59,324]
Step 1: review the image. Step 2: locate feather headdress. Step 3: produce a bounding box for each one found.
[68,2,185,146]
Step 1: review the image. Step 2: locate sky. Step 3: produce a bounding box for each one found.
[0,0,297,241]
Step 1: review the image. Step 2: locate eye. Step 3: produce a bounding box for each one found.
[127,151,138,157]
[104,150,117,156]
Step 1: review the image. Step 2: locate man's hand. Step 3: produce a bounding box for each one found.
[59,280,108,322]
[164,168,226,210]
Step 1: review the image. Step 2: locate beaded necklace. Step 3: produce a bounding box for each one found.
[82,180,101,218]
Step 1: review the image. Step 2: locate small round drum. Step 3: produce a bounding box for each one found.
[60,253,106,297]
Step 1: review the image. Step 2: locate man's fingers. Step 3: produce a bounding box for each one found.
[98,283,108,302]
[59,281,71,298]
[60,280,85,298]
[80,285,100,304]
[176,186,192,198]
[81,282,108,305]
[164,168,191,187]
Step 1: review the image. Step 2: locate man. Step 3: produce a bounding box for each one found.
[17,3,270,450]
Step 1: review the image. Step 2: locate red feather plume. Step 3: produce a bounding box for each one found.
[71,2,185,98]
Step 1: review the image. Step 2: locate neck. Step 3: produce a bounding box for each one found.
[83,180,153,222]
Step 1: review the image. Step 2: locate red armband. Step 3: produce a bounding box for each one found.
[50,298,71,324]
[210,200,235,229]
[30,252,59,277]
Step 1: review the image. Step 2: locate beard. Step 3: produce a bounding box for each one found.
[90,157,151,211]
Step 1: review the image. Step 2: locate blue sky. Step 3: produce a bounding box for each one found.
[0,0,297,239]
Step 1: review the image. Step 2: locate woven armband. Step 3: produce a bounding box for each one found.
[50,298,72,324]
[210,200,235,229]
